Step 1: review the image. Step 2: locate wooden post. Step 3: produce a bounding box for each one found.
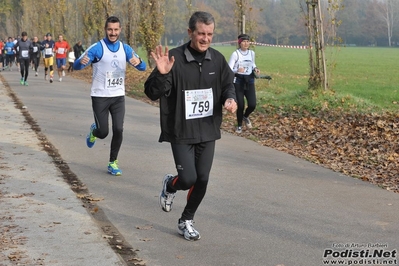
[242,14,246,34]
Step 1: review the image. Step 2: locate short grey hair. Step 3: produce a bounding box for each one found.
[188,11,215,32]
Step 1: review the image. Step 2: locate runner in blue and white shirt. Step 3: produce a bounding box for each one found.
[74,15,146,176]
[4,37,16,70]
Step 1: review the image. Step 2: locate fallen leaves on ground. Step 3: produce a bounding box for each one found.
[222,111,399,193]
[136,225,153,230]
[76,193,104,202]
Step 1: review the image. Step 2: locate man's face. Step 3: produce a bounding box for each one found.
[58,35,63,42]
[33,37,38,42]
[188,22,214,53]
[47,35,52,41]
[105,22,121,43]
[22,35,28,41]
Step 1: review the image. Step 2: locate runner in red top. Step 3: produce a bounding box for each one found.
[53,34,70,82]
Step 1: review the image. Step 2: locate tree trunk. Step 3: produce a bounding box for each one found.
[306,0,327,91]
[317,0,328,90]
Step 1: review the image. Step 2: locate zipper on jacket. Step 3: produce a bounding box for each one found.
[198,62,203,85]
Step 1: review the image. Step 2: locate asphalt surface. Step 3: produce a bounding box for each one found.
[0,67,398,266]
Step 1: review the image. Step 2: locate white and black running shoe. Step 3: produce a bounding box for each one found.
[177,219,201,241]
[243,116,252,128]
[159,174,176,212]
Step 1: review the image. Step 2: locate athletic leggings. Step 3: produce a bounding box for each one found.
[234,80,257,127]
[32,56,40,72]
[91,96,125,162]
[167,141,215,221]
[6,54,15,67]
[19,59,30,81]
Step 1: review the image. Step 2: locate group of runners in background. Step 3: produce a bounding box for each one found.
[0,33,85,85]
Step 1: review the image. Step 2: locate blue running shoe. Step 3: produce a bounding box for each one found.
[108,160,122,176]
[86,123,97,148]
[20,78,24,85]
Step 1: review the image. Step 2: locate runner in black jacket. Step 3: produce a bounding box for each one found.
[14,32,33,86]
[31,36,41,76]
[144,11,237,241]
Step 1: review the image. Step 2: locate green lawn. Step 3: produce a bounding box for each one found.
[136,45,399,113]
[214,45,399,113]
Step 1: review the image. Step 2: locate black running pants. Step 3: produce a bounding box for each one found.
[168,141,215,221]
[91,96,125,162]
[19,58,30,81]
[234,82,256,127]
[32,56,40,72]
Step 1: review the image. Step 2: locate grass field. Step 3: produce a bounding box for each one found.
[212,45,399,113]
[133,45,399,114]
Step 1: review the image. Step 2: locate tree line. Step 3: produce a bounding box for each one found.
[0,0,397,57]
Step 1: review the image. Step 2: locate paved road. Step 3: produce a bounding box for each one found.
[0,70,125,265]
[1,69,398,266]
